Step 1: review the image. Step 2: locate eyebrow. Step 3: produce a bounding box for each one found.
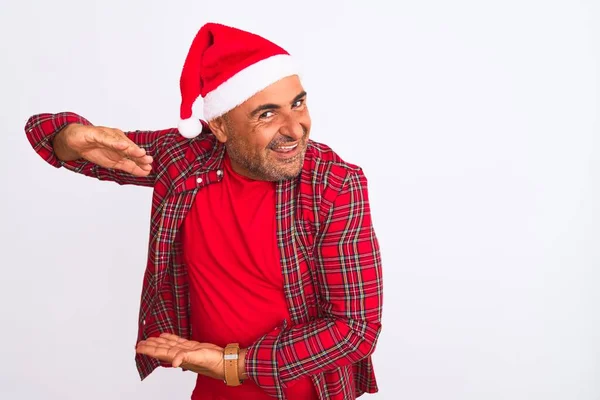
[249,91,308,118]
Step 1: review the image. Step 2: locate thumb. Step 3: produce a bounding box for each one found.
[172,351,187,368]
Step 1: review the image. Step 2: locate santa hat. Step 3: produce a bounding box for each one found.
[177,23,300,138]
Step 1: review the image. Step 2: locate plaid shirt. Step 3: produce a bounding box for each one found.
[25,112,383,400]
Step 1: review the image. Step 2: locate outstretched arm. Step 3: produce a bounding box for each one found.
[25,112,182,187]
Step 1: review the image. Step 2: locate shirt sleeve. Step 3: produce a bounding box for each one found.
[245,168,383,397]
[24,112,179,187]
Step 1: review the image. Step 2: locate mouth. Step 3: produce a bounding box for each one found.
[269,142,303,161]
[271,143,299,153]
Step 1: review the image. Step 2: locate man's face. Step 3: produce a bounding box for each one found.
[209,75,311,181]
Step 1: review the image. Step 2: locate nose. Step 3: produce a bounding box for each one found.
[279,114,304,141]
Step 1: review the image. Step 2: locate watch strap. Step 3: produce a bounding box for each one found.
[224,343,242,386]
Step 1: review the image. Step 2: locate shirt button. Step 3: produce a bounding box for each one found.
[196,177,203,184]
[142,319,146,325]
[216,170,223,177]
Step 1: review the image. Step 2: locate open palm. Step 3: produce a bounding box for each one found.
[136,333,225,380]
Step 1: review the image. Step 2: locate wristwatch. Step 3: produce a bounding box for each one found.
[223,343,243,386]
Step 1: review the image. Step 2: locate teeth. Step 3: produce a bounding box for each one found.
[275,144,297,151]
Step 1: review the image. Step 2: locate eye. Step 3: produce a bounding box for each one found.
[259,110,275,119]
[293,99,305,108]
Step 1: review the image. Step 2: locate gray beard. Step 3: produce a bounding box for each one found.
[225,140,307,182]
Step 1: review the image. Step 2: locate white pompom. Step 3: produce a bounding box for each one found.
[178,117,203,139]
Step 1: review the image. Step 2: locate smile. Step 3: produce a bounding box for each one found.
[272,143,298,153]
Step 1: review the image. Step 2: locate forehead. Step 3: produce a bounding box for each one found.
[242,75,304,108]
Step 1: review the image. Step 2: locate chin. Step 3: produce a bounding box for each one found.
[262,149,306,181]
[280,155,305,176]
[265,163,302,181]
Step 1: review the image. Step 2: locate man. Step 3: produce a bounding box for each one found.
[25,22,383,400]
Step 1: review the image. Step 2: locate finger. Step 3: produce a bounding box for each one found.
[158,334,217,350]
[136,343,175,361]
[159,333,182,340]
[109,140,130,150]
[113,159,152,177]
[160,333,188,344]
[154,336,196,350]
[136,343,160,355]
[145,338,180,349]
[159,334,195,348]
[139,337,182,349]
[136,338,168,350]
[121,157,153,171]
[122,143,147,159]
[110,142,145,159]
[129,154,153,166]
[137,338,165,347]
[160,337,191,349]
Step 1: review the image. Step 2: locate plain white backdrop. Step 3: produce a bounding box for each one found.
[1,0,598,399]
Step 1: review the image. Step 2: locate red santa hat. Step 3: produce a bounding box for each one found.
[178,23,300,138]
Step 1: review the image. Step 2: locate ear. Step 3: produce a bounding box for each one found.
[207,116,228,143]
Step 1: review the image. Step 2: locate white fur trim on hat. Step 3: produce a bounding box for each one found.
[203,54,299,121]
[178,117,203,138]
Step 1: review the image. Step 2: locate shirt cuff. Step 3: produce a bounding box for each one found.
[245,319,288,397]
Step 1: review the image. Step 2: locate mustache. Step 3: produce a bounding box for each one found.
[268,126,308,149]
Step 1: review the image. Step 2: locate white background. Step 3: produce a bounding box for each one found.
[1,0,598,399]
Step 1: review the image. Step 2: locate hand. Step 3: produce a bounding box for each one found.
[54,123,153,177]
[136,333,225,380]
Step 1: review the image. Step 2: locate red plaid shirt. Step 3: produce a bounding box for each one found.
[25,112,383,400]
